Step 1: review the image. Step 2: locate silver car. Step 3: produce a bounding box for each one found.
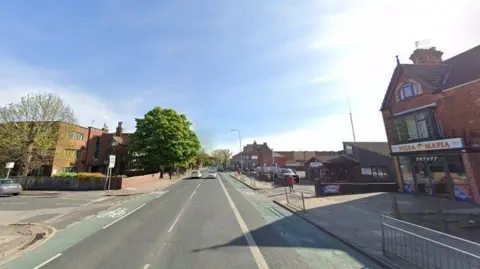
[0,179,22,196]
[206,171,217,178]
[190,170,202,179]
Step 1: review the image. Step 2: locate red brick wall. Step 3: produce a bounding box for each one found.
[274,156,287,167]
[383,79,480,147]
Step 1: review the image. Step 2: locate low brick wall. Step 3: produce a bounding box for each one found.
[121,173,159,188]
[10,176,122,190]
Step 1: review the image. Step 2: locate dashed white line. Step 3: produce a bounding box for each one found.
[218,176,269,269]
[85,215,94,220]
[143,264,150,269]
[33,253,62,269]
[66,221,79,228]
[102,203,146,229]
[189,189,197,200]
[168,204,188,233]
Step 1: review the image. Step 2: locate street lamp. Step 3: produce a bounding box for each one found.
[231,129,243,174]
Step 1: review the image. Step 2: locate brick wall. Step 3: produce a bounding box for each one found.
[52,123,89,174]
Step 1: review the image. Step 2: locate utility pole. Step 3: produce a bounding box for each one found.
[348,97,357,142]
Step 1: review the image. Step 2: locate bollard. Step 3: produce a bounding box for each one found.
[285,188,289,204]
[301,192,305,211]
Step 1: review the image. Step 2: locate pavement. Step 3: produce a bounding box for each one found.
[274,192,480,268]
[0,173,382,269]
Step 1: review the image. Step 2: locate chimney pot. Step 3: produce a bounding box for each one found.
[409,47,443,64]
[115,121,123,137]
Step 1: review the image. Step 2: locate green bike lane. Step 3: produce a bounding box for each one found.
[219,173,383,269]
[0,179,196,269]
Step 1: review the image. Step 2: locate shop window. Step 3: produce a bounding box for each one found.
[447,155,468,184]
[399,156,414,190]
[393,110,442,143]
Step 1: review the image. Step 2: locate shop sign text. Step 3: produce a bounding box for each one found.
[391,138,464,153]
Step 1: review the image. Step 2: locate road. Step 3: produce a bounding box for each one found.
[1,173,382,269]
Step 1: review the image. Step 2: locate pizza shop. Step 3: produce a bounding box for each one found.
[391,138,475,202]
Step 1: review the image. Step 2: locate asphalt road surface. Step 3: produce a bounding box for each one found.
[1,173,382,269]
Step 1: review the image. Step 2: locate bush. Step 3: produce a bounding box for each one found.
[53,172,78,178]
[77,172,105,179]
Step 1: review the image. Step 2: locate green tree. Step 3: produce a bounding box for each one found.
[212,149,232,168]
[0,92,77,175]
[131,107,201,171]
[195,148,211,167]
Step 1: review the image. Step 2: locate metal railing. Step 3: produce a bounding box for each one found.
[284,188,305,211]
[381,214,480,269]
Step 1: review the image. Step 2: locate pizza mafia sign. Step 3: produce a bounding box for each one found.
[391,138,464,153]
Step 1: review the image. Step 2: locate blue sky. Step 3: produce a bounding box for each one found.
[0,0,478,153]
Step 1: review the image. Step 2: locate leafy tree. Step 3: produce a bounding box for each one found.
[211,149,232,168]
[195,148,211,167]
[0,93,77,175]
[130,107,201,171]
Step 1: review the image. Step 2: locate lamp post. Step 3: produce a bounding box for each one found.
[231,129,243,178]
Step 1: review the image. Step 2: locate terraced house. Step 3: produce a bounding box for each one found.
[381,45,480,203]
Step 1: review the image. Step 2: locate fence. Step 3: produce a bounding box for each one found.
[284,188,305,211]
[381,214,480,269]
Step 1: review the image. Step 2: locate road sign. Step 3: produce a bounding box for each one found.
[5,162,14,169]
[109,155,116,168]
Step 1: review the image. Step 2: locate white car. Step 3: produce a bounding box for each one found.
[0,179,22,196]
[190,170,202,179]
[206,171,217,178]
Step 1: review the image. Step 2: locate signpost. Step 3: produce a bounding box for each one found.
[5,162,14,179]
[106,155,116,192]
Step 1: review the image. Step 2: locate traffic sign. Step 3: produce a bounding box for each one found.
[109,155,116,168]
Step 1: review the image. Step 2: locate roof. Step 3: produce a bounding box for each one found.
[312,155,339,163]
[325,155,359,165]
[381,44,480,110]
[273,152,284,158]
[344,142,390,157]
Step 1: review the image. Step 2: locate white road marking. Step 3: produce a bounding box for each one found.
[55,203,84,206]
[85,215,93,220]
[168,203,188,233]
[102,203,146,229]
[218,177,269,269]
[92,197,109,202]
[66,221,79,228]
[143,264,150,269]
[33,253,62,269]
[189,189,197,200]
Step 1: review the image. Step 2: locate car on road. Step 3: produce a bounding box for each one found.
[0,179,22,196]
[275,168,300,185]
[206,170,217,178]
[190,170,202,179]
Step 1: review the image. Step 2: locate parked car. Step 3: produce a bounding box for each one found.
[0,179,22,196]
[190,170,202,179]
[275,168,300,184]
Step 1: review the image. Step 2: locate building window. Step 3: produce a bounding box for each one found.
[94,137,100,159]
[64,149,77,157]
[345,145,353,156]
[399,83,419,100]
[69,131,84,140]
[393,110,441,143]
[61,167,78,173]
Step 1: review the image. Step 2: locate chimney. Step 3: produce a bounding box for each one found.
[115,121,123,137]
[409,47,443,64]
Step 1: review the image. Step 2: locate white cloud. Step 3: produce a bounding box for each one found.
[216,0,480,153]
[0,57,138,133]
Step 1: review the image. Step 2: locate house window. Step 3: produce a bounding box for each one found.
[393,110,441,143]
[94,137,100,159]
[399,83,419,100]
[69,131,84,140]
[64,149,77,157]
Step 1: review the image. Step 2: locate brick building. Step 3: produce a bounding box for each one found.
[380,45,480,202]
[32,121,131,176]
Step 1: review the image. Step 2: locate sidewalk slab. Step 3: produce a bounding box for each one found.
[0,223,54,265]
[229,173,273,191]
[105,176,183,196]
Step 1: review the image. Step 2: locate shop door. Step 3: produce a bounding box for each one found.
[413,156,450,196]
